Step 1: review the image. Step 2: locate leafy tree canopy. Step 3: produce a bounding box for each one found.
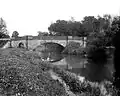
[0,18,9,38]
[12,31,19,38]
[48,19,86,36]
[37,31,49,36]
[48,15,113,37]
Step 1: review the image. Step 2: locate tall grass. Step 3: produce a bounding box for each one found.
[0,48,67,96]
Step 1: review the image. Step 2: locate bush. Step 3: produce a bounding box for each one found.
[52,67,117,95]
[0,40,9,48]
[62,41,87,55]
[87,32,112,49]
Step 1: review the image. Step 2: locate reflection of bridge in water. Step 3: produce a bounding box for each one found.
[44,52,113,82]
[1,36,87,49]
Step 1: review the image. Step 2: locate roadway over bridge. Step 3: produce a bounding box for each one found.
[1,36,87,49]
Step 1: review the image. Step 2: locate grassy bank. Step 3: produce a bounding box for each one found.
[0,48,67,96]
[0,48,118,96]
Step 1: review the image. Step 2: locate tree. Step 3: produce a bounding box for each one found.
[81,16,97,33]
[12,31,19,38]
[48,20,68,36]
[0,18,10,47]
[81,15,112,35]
[111,16,120,33]
[110,16,120,46]
[0,18,9,38]
[86,15,114,47]
[37,31,49,36]
[67,20,87,36]
[48,19,86,36]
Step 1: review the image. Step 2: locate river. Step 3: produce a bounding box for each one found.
[40,51,114,82]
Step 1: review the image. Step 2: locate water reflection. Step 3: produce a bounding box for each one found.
[40,52,114,82]
[77,63,113,82]
[65,55,87,68]
[40,52,63,62]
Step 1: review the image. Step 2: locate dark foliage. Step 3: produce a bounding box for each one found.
[0,40,9,48]
[87,47,108,65]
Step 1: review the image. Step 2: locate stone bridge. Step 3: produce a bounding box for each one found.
[2,36,87,50]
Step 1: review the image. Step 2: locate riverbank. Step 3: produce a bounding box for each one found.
[62,41,114,57]
[62,41,87,56]
[0,48,117,96]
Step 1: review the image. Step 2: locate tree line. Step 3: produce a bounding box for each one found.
[47,15,118,47]
[1,15,120,47]
[48,15,111,36]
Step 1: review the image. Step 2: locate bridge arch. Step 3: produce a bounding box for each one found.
[35,42,65,53]
[40,40,67,47]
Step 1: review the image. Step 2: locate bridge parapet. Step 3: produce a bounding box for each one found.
[1,36,87,49]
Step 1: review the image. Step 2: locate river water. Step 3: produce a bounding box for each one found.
[40,52,114,82]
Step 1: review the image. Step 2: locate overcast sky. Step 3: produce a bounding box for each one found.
[0,0,120,36]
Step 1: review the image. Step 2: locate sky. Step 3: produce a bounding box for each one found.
[0,0,120,36]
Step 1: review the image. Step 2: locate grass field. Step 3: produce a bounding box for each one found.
[0,48,118,96]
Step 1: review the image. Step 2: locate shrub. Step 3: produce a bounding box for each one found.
[62,41,86,55]
[0,40,9,48]
[52,66,117,95]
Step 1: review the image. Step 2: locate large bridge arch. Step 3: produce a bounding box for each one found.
[35,42,65,53]
[40,40,67,47]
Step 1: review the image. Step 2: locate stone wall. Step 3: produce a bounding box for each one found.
[2,36,87,49]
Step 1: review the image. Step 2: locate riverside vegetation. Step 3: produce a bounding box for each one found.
[0,14,119,95]
[0,48,118,96]
[62,41,87,55]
